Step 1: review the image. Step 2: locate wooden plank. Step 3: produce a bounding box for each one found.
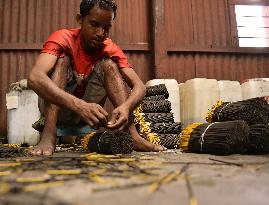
[2,0,11,43]
[0,43,150,51]
[26,0,35,43]
[167,46,269,54]
[0,43,43,50]
[19,0,27,43]
[151,0,167,78]
[0,52,9,135]
[230,0,269,6]
[120,43,150,51]
[11,0,19,43]
[223,0,233,47]
[229,4,239,47]
[35,0,44,43]
[0,0,3,41]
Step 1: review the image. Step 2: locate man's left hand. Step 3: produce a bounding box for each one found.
[107,104,130,131]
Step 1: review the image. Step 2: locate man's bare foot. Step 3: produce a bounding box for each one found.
[131,132,166,152]
[30,131,56,156]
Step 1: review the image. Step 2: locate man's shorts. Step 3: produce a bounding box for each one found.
[39,58,108,125]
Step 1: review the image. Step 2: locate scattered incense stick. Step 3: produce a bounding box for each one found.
[208,158,243,167]
[185,171,198,205]
[127,162,155,175]
[148,164,189,194]
[23,181,65,192]
[92,181,155,192]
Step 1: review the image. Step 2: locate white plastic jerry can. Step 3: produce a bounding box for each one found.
[145,79,180,123]
[6,90,40,145]
[181,78,220,128]
[218,80,242,102]
[241,78,269,100]
[179,83,185,127]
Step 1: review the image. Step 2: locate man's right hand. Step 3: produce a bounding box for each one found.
[79,102,108,129]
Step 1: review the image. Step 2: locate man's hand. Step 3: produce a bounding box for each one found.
[80,102,108,129]
[107,104,130,131]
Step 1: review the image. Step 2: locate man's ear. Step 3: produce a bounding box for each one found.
[76,14,82,25]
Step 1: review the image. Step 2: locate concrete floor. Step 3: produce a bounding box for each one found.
[0,150,269,205]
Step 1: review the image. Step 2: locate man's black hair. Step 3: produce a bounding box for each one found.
[80,0,117,19]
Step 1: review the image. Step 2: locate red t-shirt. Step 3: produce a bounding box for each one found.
[41,28,131,98]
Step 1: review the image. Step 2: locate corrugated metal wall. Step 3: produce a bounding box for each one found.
[191,0,231,47]
[165,0,269,83]
[194,54,269,81]
[1,0,269,135]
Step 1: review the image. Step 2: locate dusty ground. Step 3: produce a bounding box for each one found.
[0,148,269,205]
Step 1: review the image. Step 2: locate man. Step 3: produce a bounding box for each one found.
[28,0,165,155]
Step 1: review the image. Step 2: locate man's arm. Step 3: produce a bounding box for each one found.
[107,67,146,130]
[28,53,108,128]
[29,53,77,109]
[119,67,146,111]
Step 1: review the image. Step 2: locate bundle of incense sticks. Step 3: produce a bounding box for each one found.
[178,120,249,155]
[141,100,172,113]
[81,131,133,154]
[145,84,169,98]
[143,95,166,102]
[145,133,181,149]
[158,134,180,149]
[144,113,175,123]
[246,124,269,154]
[206,97,269,125]
[149,122,181,134]
[133,106,180,149]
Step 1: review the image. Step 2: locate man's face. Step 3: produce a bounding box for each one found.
[79,5,114,52]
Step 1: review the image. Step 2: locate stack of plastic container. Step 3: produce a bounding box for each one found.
[180,78,220,128]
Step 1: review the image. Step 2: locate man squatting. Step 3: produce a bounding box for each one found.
[28,0,165,155]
